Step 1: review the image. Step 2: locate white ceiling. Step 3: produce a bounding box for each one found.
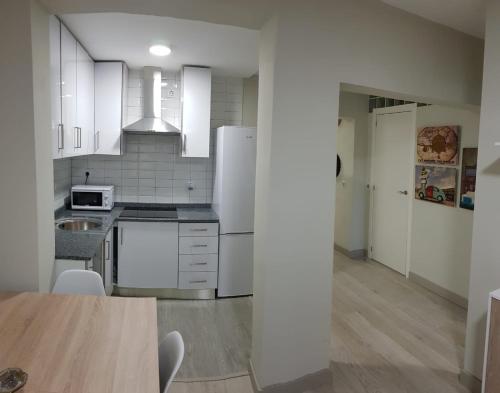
[61,13,259,77]
[380,0,486,38]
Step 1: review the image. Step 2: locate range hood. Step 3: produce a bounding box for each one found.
[123,67,180,134]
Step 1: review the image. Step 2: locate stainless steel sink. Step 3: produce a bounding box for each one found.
[55,218,103,232]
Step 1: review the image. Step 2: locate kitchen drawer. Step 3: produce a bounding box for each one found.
[179,236,218,255]
[178,271,218,289]
[179,254,218,272]
[179,223,219,237]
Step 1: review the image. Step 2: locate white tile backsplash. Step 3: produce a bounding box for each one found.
[68,70,242,204]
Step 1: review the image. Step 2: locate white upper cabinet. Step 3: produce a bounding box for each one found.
[49,16,63,159]
[181,66,211,158]
[60,23,78,157]
[50,19,95,159]
[94,62,128,155]
[76,42,93,155]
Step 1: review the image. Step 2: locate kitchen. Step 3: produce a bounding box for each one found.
[50,11,258,383]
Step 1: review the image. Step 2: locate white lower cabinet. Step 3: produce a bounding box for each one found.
[104,229,113,295]
[178,223,219,290]
[117,221,179,288]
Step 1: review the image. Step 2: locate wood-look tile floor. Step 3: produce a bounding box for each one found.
[169,252,469,392]
[157,297,252,380]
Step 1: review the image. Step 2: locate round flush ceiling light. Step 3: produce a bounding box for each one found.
[149,44,171,56]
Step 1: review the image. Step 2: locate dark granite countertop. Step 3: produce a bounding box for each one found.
[55,204,218,260]
[54,207,124,260]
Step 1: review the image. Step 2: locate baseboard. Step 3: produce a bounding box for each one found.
[408,272,468,309]
[334,244,367,260]
[249,360,331,393]
[459,369,482,393]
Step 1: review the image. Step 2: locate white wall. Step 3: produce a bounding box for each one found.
[31,0,55,292]
[464,1,500,380]
[338,92,370,252]
[0,0,54,292]
[334,118,355,251]
[252,0,483,387]
[410,105,479,301]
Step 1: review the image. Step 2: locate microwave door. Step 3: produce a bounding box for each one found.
[73,191,103,207]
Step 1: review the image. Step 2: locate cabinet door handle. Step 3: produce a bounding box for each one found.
[105,240,110,260]
[74,127,79,148]
[57,124,64,150]
[189,280,207,284]
[192,244,208,248]
[120,228,124,245]
[190,262,208,266]
[190,228,208,232]
[78,127,82,148]
[182,134,187,154]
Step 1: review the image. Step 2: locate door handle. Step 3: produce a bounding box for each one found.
[105,240,110,260]
[120,227,124,245]
[182,134,187,154]
[57,124,64,150]
[398,190,408,195]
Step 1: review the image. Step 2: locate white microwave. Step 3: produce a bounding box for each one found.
[71,185,114,211]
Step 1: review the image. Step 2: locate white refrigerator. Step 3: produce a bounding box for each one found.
[213,126,257,297]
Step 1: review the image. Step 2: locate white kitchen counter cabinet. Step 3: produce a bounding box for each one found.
[117,221,179,288]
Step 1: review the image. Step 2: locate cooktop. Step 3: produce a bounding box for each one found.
[119,207,178,220]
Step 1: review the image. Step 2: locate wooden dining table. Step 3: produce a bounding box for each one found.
[0,292,159,393]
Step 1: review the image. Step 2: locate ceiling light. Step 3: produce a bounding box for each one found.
[149,44,171,57]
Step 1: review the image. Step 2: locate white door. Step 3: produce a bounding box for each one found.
[75,42,93,156]
[214,127,257,234]
[370,108,414,275]
[218,233,253,297]
[117,221,179,288]
[60,23,77,157]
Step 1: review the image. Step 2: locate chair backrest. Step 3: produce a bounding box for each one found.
[52,270,106,296]
[159,331,185,393]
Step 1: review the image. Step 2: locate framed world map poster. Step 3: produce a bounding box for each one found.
[416,125,460,165]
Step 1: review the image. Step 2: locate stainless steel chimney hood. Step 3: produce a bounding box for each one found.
[123,67,180,134]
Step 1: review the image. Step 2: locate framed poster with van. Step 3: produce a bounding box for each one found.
[415,165,457,207]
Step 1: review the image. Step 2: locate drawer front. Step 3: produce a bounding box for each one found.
[178,271,218,289]
[179,254,218,272]
[179,223,219,237]
[179,236,218,255]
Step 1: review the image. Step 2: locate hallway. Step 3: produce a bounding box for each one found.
[331,252,468,393]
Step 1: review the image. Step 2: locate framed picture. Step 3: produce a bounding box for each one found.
[416,125,460,165]
[415,165,457,207]
[460,148,477,210]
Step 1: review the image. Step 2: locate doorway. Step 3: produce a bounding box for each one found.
[369,105,416,275]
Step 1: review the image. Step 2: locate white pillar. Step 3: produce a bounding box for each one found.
[464,0,500,381]
[251,15,337,388]
[0,0,54,292]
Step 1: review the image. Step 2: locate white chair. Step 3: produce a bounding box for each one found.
[52,270,106,296]
[159,331,185,393]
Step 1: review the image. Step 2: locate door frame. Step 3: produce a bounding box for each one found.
[368,104,417,277]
